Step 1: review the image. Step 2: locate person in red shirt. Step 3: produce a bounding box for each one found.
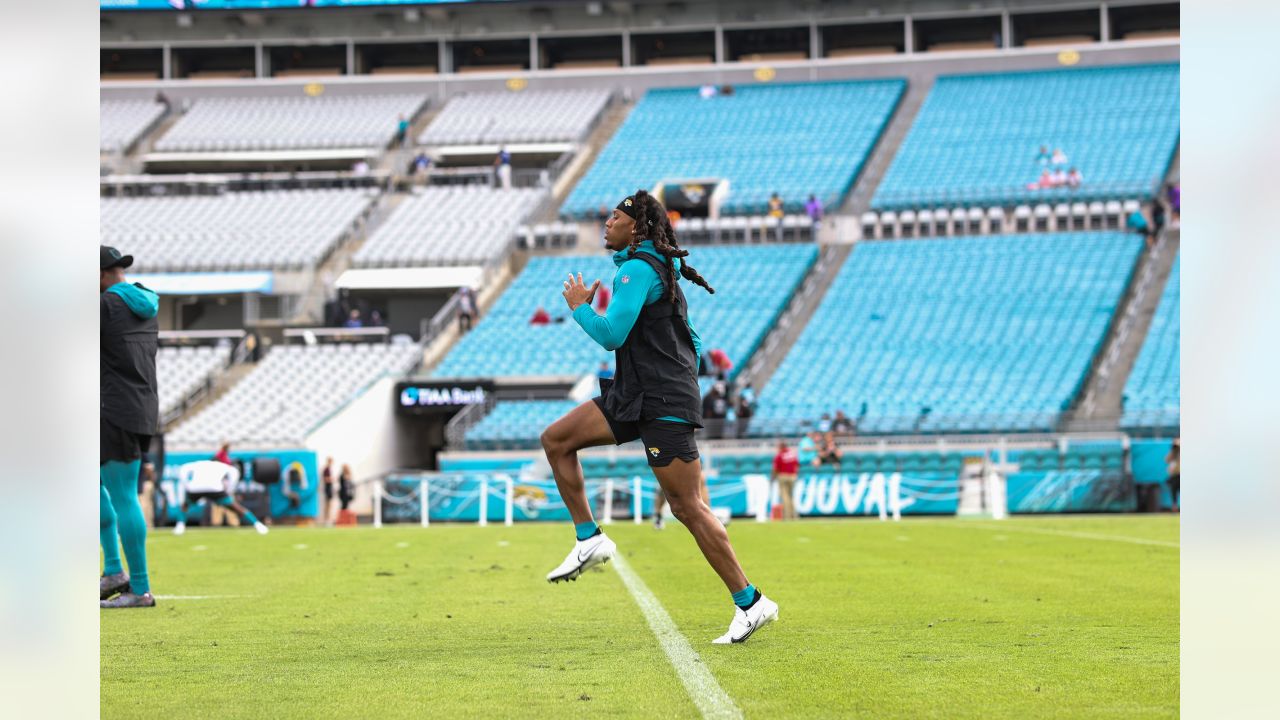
[772,440,800,521]
[213,442,232,466]
[530,306,551,326]
[709,348,733,379]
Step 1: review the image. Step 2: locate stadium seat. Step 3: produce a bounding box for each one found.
[101,99,165,153]
[1121,254,1179,431]
[751,232,1143,436]
[419,89,611,146]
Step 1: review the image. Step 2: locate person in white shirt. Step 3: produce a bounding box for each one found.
[1066,167,1083,188]
[170,460,269,535]
[1051,148,1068,166]
[1049,167,1068,187]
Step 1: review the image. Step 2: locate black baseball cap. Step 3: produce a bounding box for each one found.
[100,245,133,271]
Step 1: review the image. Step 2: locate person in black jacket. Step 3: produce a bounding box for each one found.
[99,245,160,609]
[540,191,778,645]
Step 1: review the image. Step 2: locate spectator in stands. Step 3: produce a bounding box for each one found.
[214,442,232,466]
[369,309,385,327]
[154,91,172,114]
[1126,206,1150,239]
[1165,438,1180,512]
[720,84,735,96]
[413,152,431,185]
[352,159,371,179]
[735,390,754,437]
[1165,183,1180,222]
[832,409,854,436]
[805,195,823,233]
[772,441,800,521]
[817,413,832,433]
[702,383,730,438]
[1066,167,1083,189]
[1051,148,1068,167]
[768,193,785,241]
[457,286,477,333]
[345,309,364,329]
[321,456,336,527]
[818,432,843,470]
[1152,200,1167,238]
[530,305,552,326]
[798,432,820,469]
[699,84,718,100]
[597,362,614,381]
[667,209,681,228]
[395,114,410,147]
[593,282,611,313]
[707,348,733,380]
[1028,169,1054,190]
[1049,166,1068,187]
[494,146,513,190]
[739,382,756,411]
[1036,146,1051,165]
[338,464,355,513]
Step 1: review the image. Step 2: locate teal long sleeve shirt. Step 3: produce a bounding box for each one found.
[572,240,703,424]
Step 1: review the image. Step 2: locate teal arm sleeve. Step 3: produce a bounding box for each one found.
[571,259,657,351]
[686,315,703,366]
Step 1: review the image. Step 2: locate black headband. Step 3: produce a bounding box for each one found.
[616,196,640,220]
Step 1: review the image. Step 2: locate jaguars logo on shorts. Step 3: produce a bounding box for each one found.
[649,447,661,457]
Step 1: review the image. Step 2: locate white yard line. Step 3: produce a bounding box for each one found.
[152,595,251,600]
[611,553,743,720]
[954,522,1180,548]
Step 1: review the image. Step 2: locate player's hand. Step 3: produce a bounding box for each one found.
[562,272,600,311]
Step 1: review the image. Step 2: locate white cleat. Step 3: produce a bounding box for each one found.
[254,521,269,535]
[712,593,779,645]
[546,532,616,583]
[173,521,186,536]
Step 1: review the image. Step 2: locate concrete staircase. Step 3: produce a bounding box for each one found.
[1064,228,1180,431]
[534,97,634,223]
[417,248,531,375]
[291,191,409,324]
[162,360,256,433]
[837,77,933,221]
[736,242,853,392]
[115,105,185,175]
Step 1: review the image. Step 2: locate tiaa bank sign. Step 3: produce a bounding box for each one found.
[395,380,494,415]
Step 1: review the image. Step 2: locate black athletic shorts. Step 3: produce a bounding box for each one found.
[101,418,152,466]
[186,491,230,505]
[592,397,699,468]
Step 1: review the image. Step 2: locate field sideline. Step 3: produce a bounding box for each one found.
[101,515,1179,718]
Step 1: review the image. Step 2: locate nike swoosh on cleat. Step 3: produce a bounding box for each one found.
[730,620,756,643]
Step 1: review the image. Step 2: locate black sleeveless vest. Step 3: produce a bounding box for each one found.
[600,252,704,427]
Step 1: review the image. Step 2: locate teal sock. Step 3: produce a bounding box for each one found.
[100,484,123,577]
[574,521,600,541]
[732,583,758,609]
[220,496,258,525]
[102,460,149,595]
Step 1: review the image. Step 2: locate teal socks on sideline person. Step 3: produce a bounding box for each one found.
[732,583,758,609]
[100,484,123,577]
[574,521,600,541]
[101,460,150,595]
[218,496,259,525]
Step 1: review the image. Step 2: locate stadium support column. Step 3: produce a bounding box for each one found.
[714,26,725,64]
[162,43,171,80]
[346,41,355,76]
[809,22,820,60]
[1001,11,1011,49]
[530,34,539,71]
[621,31,631,68]
[255,43,265,79]
[904,16,914,54]
[1100,3,1111,42]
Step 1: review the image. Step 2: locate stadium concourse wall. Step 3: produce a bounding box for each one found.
[370,436,1154,524]
[98,40,1177,113]
[303,375,406,516]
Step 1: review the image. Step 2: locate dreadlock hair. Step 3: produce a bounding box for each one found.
[626,189,715,303]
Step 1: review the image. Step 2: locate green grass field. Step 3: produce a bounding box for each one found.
[101,515,1178,718]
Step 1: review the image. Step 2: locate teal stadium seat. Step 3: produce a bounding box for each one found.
[1121,255,1179,431]
[750,232,1142,436]
[562,79,905,218]
[874,64,1179,210]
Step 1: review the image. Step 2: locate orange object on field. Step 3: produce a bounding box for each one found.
[337,509,358,526]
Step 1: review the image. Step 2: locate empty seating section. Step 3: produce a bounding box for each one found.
[154,94,426,152]
[353,187,544,267]
[435,244,817,379]
[100,189,376,272]
[465,400,577,450]
[157,344,230,418]
[1122,255,1179,430]
[418,89,612,145]
[562,79,904,218]
[874,64,1180,210]
[168,341,422,448]
[101,99,165,153]
[753,232,1142,435]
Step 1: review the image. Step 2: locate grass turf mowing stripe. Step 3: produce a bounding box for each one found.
[612,552,743,720]
[951,521,1180,548]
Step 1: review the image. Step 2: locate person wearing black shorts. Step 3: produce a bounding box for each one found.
[540,190,778,644]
